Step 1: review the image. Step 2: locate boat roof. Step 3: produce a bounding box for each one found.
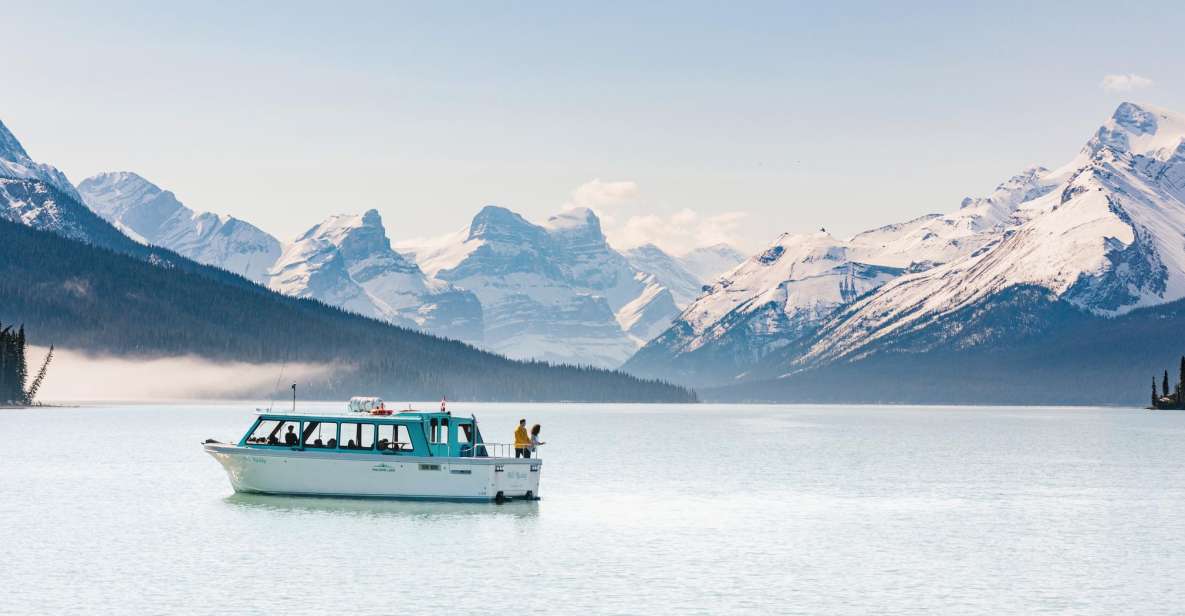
[253,409,464,423]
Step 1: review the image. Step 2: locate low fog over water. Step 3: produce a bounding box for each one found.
[31,346,330,402]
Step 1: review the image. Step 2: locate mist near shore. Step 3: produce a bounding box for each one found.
[30,346,330,403]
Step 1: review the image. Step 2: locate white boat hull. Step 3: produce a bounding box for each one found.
[204,444,541,501]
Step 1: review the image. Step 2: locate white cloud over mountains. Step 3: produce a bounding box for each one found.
[569,179,640,209]
[566,179,747,255]
[1101,73,1154,93]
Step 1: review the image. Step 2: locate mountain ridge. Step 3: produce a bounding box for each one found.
[625,101,1185,401]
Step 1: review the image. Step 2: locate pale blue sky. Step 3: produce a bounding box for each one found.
[5,1,1183,253]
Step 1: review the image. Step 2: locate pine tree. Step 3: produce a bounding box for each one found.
[0,325,8,404]
[1153,377,1159,408]
[24,346,53,405]
[1178,356,1184,405]
[15,326,28,401]
[1163,370,1169,398]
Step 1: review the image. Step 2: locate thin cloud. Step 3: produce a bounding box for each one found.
[568,179,639,209]
[1101,73,1154,93]
[563,179,747,254]
[609,208,748,255]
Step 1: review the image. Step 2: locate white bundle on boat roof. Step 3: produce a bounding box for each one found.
[347,396,384,413]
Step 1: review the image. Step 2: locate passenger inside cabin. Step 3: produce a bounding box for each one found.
[377,438,390,450]
[327,438,337,448]
[347,439,357,449]
[284,425,297,445]
[314,438,324,447]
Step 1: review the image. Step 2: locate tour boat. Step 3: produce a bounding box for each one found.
[203,404,541,502]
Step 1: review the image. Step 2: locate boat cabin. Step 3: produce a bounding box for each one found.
[239,411,487,458]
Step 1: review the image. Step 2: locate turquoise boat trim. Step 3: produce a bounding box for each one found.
[204,443,541,467]
[237,411,488,458]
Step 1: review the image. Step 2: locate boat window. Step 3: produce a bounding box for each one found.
[276,421,301,446]
[456,423,472,444]
[246,419,299,445]
[339,422,375,450]
[377,424,412,451]
[303,421,337,449]
[430,418,450,444]
[246,420,279,444]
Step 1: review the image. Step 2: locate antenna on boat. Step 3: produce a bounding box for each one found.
[291,383,297,412]
[267,351,289,412]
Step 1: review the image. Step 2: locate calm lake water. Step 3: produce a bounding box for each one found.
[3,402,1184,615]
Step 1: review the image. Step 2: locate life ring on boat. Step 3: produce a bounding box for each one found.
[369,407,394,416]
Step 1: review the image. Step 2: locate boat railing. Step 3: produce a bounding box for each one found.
[460,442,539,459]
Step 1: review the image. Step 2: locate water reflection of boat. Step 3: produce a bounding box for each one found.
[204,406,542,502]
[223,492,540,518]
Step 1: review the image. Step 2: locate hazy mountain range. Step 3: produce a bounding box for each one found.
[72,171,745,366]
[0,118,694,402]
[626,102,1185,404]
[6,102,1185,404]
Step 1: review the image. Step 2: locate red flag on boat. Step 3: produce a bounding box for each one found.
[440,397,447,412]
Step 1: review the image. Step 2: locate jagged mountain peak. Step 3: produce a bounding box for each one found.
[77,171,168,219]
[272,209,481,342]
[1085,101,1185,159]
[0,119,31,161]
[546,206,603,235]
[467,204,544,242]
[0,119,82,203]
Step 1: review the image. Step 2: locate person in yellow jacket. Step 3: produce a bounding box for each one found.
[514,418,531,458]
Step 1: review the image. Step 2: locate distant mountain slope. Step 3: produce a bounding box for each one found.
[677,244,745,282]
[0,218,696,402]
[77,172,281,283]
[703,285,1185,406]
[623,243,704,307]
[270,210,483,343]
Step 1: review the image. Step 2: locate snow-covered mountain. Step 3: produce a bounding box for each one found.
[77,172,281,283]
[0,120,150,251]
[399,206,682,366]
[624,183,1029,383]
[269,210,483,343]
[627,102,1184,387]
[799,102,1185,367]
[0,119,84,204]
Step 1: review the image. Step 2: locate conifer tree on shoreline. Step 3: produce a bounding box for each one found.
[0,322,52,406]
